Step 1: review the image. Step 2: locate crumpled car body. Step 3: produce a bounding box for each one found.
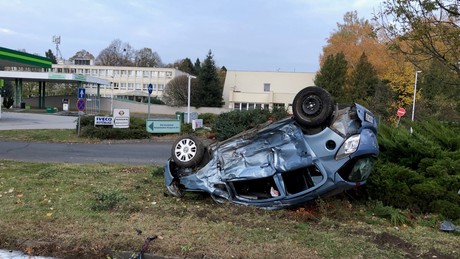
[164,87,379,209]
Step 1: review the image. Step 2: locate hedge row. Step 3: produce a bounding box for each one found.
[78,115,150,139]
[365,119,460,221]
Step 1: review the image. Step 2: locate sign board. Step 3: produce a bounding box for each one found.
[76,98,86,111]
[146,119,181,133]
[397,107,406,117]
[78,88,86,99]
[192,119,203,130]
[113,108,130,128]
[148,83,153,95]
[184,112,198,123]
[94,116,114,126]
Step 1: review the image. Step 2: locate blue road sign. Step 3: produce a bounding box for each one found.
[78,88,86,99]
[77,98,86,111]
[148,83,153,95]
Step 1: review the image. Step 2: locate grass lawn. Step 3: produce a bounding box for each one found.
[0,160,458,258]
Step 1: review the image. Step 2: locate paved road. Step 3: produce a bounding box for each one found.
[0,111,173,165]
[0,140,172,165]
[0,111,77,130]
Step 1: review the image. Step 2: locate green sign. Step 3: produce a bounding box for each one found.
[146,119,181,133]
[48,73,66,79]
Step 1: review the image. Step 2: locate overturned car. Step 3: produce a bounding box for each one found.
[164,86,379,209]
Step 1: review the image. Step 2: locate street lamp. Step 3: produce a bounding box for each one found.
[411,70,422,122]
[187,74,197,123]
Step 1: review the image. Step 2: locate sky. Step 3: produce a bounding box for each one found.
[0,0,382,72]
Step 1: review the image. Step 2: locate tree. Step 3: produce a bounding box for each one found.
[349,52,380,105]
[168,58,195,74]
[192,50,223,107]
[135,48,162,67]
[321,11,394,77]
[1,80,14,109]
[314,52,349,103]
[45,49,57,64]
[417,59,460,121]
[163,75,192,106]
[193,58,201,75]
[96,39,134,66]
[375,0,460,78]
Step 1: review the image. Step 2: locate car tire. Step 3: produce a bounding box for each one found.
[171,135,205,168]
[292,86,334,127]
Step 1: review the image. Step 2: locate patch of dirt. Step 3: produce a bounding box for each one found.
[118,167,147,174]
[371,232,456,259]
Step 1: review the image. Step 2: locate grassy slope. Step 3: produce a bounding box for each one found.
[0,161,458,258]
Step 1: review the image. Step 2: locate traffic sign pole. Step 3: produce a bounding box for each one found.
[147,83,153,120]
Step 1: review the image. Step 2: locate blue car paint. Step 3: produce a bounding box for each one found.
[164,103,379,209]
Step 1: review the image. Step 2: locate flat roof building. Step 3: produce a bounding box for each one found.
[223,70,316,112]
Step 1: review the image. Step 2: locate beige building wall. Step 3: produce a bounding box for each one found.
[52,64,185,100]
[223,70,316,112]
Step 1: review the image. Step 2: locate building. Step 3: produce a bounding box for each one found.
[52,62,186,102]
[223,70,316,112]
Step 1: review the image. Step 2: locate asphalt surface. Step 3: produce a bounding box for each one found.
[0,111,173,165]
[0,110,77,130]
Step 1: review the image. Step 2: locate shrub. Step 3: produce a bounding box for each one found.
[364,119,460,220]
[213,108,289,140]
[198,113,217,127]
[78,115,150,139]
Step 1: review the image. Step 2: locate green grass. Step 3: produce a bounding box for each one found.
[0,160,459,258]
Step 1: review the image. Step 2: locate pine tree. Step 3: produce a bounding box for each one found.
[314,52,348,103]
[191,50,223,108]
[349,52,379,104]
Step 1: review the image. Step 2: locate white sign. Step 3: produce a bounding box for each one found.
[192,119,203,130]
[94,116,113,126]
[113,108,130,128]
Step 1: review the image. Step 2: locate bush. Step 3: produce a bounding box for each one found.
[364,119,460,220]
[91,188,125,211]
[213,108,289,140]
[78,115,150,139]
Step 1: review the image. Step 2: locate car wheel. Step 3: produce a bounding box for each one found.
[292,86,334,127]
[171,135,205,168]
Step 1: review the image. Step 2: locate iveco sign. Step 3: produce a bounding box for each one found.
[94,116,113,126]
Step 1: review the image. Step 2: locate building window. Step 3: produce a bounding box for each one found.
[152,71,158,78]
[77,69,83,74]
[248,103,255,110]
[121,70,127,77]
[120,83,127,90]
[91,69,97,76]
[128,83,134,90]
[165,71,172,78]
[136,70,143,77]
[234,103,241,110]
[135,83,142,90]
[143,71,150,78]
[113,83,119,90]
[158,84,165,91]
[99,69,106,76]
[113,70,120,77]
[85,69,90,75]
[264,83,270,92]
[159,71,165,78]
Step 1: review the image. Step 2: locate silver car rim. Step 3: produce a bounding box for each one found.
[174,138,197,162]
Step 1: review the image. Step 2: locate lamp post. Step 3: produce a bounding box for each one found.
[410,70,421,134]
[187,74,197,123]
[411,70,422,122]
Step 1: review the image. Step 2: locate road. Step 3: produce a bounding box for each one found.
[0,140,172,165]
[0,111,173,165]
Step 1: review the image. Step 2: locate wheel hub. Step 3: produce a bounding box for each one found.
[302,95,322,116]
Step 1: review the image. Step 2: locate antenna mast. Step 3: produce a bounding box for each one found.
[52,35,62,60]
